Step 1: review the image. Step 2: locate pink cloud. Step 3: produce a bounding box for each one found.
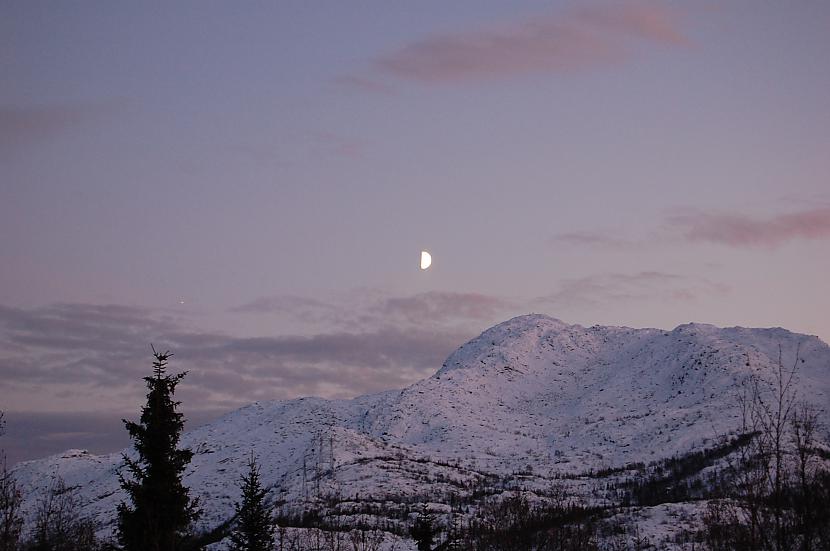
[313,132,364,159]
[379,291,510,325]
[333,75,396,96]
[0,104,100,157]
[576,3,687,45]
[372,2,686,83]
[669,207,830,248]
[552,231,639,249]
[231,290,513,330]
[540,271,728,308]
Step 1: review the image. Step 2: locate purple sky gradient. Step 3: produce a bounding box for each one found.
[1,1,829,464]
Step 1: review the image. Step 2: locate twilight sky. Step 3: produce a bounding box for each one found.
[1,1,829,464]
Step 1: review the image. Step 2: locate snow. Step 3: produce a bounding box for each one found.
[11,314,830,547]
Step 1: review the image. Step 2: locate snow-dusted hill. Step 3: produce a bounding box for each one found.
[12,315,830,547]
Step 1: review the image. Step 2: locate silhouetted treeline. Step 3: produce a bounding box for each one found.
[452,492,600,551]
[614,433,756,507]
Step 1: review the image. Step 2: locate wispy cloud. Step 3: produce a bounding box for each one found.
[230,295,340,319]
[231,290,515,331]
[0,298,471,464]
[552,230,641,249]
[0,291,515,435]
[375,291,510,325]
[553,206,830,251]
[0,103,111,157]
[2,284,722,463]
[539,271,729,309]
[667,207,830,248]
[312,132,364,159]
[332,75,397,96]
[367,2,686,84]
[0,301,471,410]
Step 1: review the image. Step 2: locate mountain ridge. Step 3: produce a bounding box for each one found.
[11,314,830,548]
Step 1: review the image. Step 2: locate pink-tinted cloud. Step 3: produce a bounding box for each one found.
[552,230,640,249]
[668,207,830,248]
[554,206,830,251]
[539,271,729,308]
[0,102,121,158]
[313,132,364,159]
[372,2,686,83]
[378,291,510,325]
[0,105,91,156]
[230,295,334,316]
[231,290,513,330]
[0,301,471,414]
[333,75,397,96]
[576,3,687,45]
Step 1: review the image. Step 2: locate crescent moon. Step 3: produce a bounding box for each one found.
[420,250,432,270]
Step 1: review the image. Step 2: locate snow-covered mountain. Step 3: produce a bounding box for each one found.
[12,315,830,548]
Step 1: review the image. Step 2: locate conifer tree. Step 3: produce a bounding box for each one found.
[410,510,434,551]
[229,452,274,551]
[117,348,200,551]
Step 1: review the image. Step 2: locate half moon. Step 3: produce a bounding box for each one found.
[420,250,432,270]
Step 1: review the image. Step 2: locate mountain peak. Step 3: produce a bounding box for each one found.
[436,313,570,375]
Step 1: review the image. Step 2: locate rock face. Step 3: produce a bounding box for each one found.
[11,315,830,546]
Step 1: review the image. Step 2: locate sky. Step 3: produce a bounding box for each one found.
[1,1,829,464]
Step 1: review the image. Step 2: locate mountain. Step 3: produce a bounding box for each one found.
[11,315,830,548]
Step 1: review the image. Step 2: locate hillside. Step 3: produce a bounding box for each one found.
[11,315,830,548]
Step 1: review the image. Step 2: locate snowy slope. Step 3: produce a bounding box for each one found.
[11,315,830,545]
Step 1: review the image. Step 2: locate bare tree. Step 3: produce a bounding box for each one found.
[757,345,800,549]
[28,477,99,551]
[0,457,22,551]
[0,412,23,551]
[789,404,826,551]
[703,343,830,551]
[348,528,384,551]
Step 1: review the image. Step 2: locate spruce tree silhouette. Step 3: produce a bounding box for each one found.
[411,510,434,551]
[229,452,274,551]
[117,347,200,551]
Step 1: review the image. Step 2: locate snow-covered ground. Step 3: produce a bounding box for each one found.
[12,315,830,548]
